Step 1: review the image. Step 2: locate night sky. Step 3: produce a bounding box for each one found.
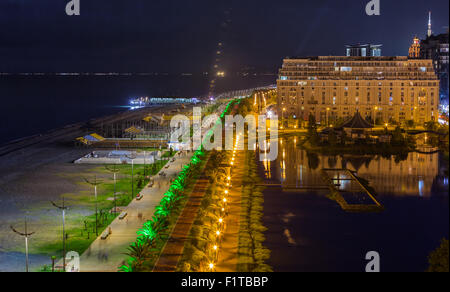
[0,0,448,73]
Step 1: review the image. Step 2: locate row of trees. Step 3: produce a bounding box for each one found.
[177,150,231,272]
[118,100,238,272]
[119,148,206,272]
[236,152,272,272]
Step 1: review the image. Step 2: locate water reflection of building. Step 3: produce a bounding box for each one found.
[274,138,439,197]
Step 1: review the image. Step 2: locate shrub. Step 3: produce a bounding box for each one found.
[427,238,449,272]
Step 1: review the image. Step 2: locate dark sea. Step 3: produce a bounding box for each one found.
[0,74,275,145]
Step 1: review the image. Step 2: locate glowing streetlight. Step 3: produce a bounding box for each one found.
[326,108,330,126]
[373,106,379,124]
[282,108,287,126]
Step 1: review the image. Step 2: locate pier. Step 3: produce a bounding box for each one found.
[320,168,384,213]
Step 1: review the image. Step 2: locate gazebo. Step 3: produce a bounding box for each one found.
[336,111,374,140]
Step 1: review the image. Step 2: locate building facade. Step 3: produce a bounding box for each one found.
[277,56,440,125]
[420,33,449,104]
[408,37,421,59]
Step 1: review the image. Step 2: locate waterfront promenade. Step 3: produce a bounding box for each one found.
[215,150,246,272]
[77,152,193,272]
[152,177,210,272]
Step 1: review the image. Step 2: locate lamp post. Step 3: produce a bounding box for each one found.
[10,217,35,272]
[51,198,68,271]
[143,150,146,177]
[414,106,418,123]
[105,165,120,213]
[84,176,102,236]
[126,154,137,200]
[326,108,330,126]
[373,106,378,125]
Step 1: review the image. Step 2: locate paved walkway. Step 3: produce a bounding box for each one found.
[152,176,210,272]
[76,152,193,272]
[215,150,246,272]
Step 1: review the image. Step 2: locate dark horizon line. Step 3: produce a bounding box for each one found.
[0,71,279,76]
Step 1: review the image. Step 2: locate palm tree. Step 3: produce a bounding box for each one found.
[123,242,149,271]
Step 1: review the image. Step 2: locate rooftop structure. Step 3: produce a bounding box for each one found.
[408,37,421,59]
[345,44,382,57]
[428,11,433,38]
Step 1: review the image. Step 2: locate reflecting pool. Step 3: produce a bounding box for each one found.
[260,136,449,272]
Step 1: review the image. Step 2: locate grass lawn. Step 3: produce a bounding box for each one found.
[34,153,174,271]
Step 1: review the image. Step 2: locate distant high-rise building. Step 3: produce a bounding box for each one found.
[346,44,382,57]
[420,33,449,103]
[409,37,421,59]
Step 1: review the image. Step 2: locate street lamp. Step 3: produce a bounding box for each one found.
[373,106,379,124]
[105,165,120,213]
[10,217,35,272]
[84,176,102,236]
[143,150,146,177]
[209,262,215,271]
[326,108,330,126]
[126,154,137,199]
[51,198,68,271]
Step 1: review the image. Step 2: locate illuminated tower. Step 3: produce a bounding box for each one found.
[408,36,421,58]
[427,11,432,37]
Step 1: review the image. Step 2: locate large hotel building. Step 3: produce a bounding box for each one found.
[277,56,440,125]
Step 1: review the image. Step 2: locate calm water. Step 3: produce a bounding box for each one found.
[260,136,449,272]
[0,75,275,145]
